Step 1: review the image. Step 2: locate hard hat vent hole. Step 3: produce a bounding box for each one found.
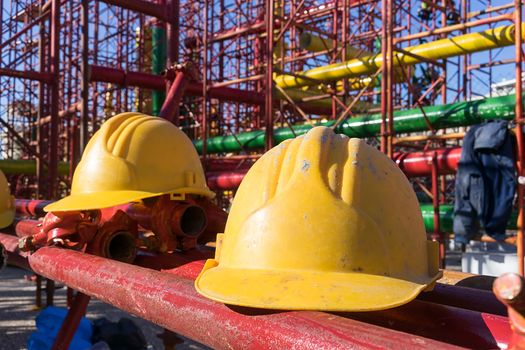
[107,232,137,263]
[180,206,207,237]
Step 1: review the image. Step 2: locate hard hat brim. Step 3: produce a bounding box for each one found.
[44,187,216,212]
[195,260,442,312]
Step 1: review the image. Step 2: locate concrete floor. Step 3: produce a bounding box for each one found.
[0,266,207,350]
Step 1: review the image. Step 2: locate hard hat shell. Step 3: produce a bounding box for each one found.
[0,169,14,228]
[195,126,441,311]
[45,113,214,212]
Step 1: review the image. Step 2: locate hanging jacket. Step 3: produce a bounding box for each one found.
[453,120,516,244]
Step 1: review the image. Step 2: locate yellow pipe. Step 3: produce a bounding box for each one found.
[277,24,519,88]
[299,32,373,58]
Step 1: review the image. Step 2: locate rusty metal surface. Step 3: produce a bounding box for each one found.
[29,247,465,349]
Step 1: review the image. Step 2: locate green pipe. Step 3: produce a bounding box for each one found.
[420,204,517,233]
[0,160,69,176]
[194,93,519,154]
[152,26,167,116]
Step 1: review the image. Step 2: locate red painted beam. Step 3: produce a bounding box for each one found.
[89,66,331,114]
[14,219,40,238]
[100,0,168,21]
[90,65,264,105]
[29,247,465,349]
[0,232,30,270]
[0,68,53,83]
[15,199,54,217]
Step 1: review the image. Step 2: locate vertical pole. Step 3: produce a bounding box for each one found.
[37,0,46,199]
[515,0,524,276]
[265,0,275,151]
[46,278,55,306]
[80,0,89,154]
[461,0,468,100]
[386,0,394,158]
[202,0,209,162]
[92,1,99,131]
[35,275,42,308]
[167,0,180,66]
[49,0,60,199]
[380,0,388,154]
[341,0,348,105]
[432,152,444,268]
[152,0,167,116]
[167,0,180,124]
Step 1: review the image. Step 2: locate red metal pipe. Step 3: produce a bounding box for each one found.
[206,147,462,190]
[14,219,41,238]
[207,171,246,190]
[90,65,263,105]
[158,65,192,122]
[89,65,331,114]
[28,247,464,349]
[514,0,525,276]
[0,232,30,270]
[393,147,461,177]
[99,0,168,21]
[431,152,444,268]
[418,283,507,317]
[0,68,52,83]
[15,199,54,217]
[51,292,91,350]
[345,301,510,349]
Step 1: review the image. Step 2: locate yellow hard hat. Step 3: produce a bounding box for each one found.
[45,113,214,212]
[195,126,441,311]
[0,170,14,228]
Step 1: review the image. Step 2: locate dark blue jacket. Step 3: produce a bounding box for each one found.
[453,120,516,244]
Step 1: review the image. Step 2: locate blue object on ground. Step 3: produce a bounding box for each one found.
[28,306,93,350]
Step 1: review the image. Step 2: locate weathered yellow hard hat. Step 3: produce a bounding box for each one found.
[195,126,441,311]
[0,170,14,228]
[45,113,214,212]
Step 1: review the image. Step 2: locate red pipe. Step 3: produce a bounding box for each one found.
[393,147,461,177]
[207,171,247,190]
[206,147,462,190]
[28,247,464,350]
[89,66,331,114]
[418,283,507,317]
[15,199,54,217]
[99,0,168,21]
[158,66,192,122]
[0,232,30,270]
[346,301,511,349]
[14,219,40,238]
[0,68,52,83]
[90,65,263,105]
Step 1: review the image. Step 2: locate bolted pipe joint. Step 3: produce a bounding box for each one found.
[171,204,207,238]
[87,210,138,264]
[149,195,208,252]
[100,230,137,264]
